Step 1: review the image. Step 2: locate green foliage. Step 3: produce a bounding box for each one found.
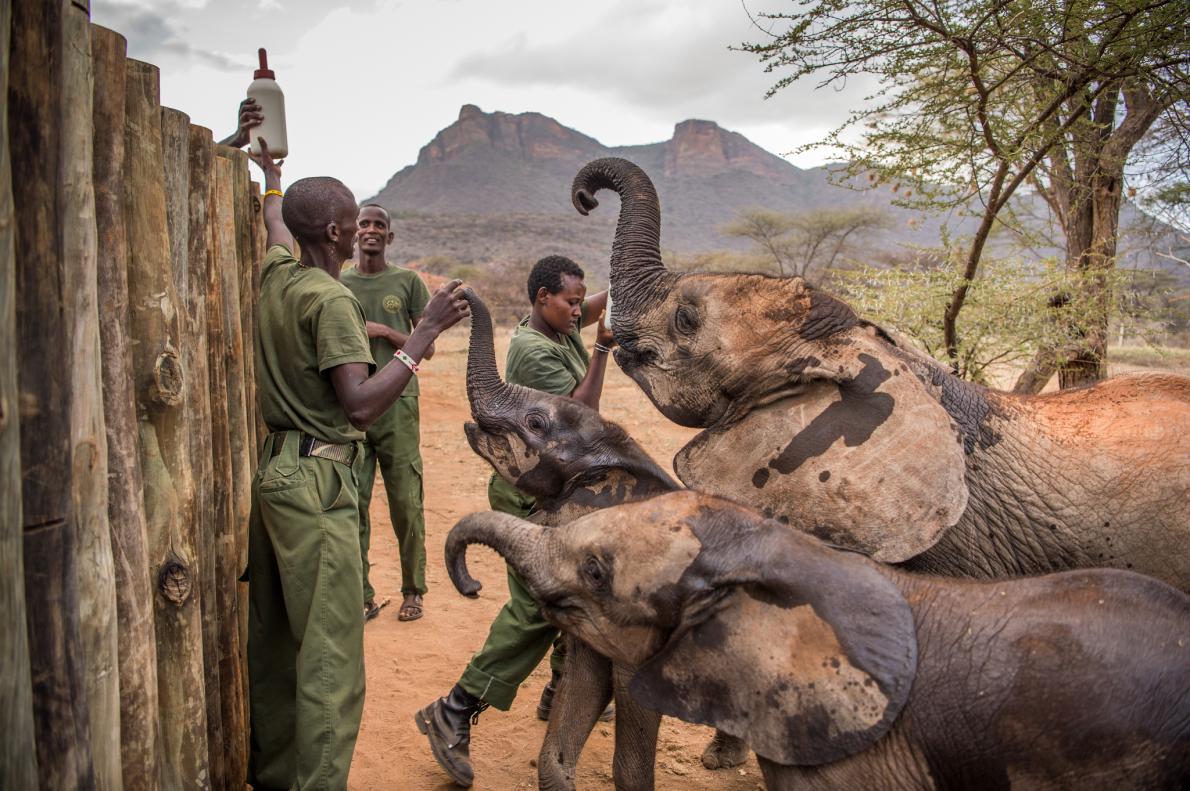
[742,0,1190,213]
[743,0,1190,377]
[722,206,890,279]
[833,253,1148,383]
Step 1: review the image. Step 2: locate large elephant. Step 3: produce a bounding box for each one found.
[446,491,1190,790]
[571,157,1190,590]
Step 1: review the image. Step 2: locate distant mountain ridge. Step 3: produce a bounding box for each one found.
[367,104,1186,285]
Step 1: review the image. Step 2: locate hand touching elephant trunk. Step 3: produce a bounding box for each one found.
[447,492,1190,789]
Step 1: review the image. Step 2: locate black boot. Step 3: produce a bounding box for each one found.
[415,684,488,787]
[536,670,614,723]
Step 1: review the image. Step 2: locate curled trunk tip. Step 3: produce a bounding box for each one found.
[444,516,485,598]
[444,512,547,600]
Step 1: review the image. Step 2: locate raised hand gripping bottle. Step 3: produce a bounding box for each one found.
[247,48,288,159]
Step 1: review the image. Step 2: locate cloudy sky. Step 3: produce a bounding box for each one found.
[92,0,871,198]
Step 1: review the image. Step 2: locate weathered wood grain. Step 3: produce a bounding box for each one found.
[0,0,39,785]
[91,23,163,791]
[61,6,123,788]
[124,58,210,791]
[10,0,94,786]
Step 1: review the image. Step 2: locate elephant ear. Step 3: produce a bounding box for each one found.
[675,354,969,562]
[628,528,917,766]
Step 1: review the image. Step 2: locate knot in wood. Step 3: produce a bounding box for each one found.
[153,351,184,407]
[158,557,192,605]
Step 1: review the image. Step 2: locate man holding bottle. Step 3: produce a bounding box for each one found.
[247,138,468,790]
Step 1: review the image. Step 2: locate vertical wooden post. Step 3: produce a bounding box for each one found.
[10,0,95,786]
[123,59,210,791]
[91,23,162,791]
[164,111,228,791]
[215,148,254,699]
[210,153,249,786]
[230,157,260,456]
[0,0,40,786]
[61,4,123,788]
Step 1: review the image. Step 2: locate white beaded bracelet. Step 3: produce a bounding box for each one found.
[394,348,420,374]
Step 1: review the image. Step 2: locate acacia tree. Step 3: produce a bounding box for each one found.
[743,0,1190,388]
[724,205,889,279]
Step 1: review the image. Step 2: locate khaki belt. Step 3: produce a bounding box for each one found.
[270,431,357,466]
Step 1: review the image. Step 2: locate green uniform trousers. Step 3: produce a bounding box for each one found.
[247,431,365,791]
[457,474,564,710]
[357,396,426,601]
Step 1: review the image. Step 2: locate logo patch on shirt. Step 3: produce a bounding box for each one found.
[382,295,402,314]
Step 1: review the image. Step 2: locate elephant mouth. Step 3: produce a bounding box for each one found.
[463,421,485,456]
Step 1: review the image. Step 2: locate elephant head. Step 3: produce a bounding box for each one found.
[461,288,677,515]
[446,490,917,766]
[571,158,969,562]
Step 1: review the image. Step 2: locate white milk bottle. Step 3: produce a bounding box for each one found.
[247,48,288,159]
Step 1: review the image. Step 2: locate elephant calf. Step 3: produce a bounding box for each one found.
[446,491,1190,790]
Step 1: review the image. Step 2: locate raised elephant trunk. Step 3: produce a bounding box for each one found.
[571,157,673,336]
[445,512,552,599]
[463,288,517,421]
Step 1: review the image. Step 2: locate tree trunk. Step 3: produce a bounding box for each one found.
[61,6,124,788]
[91,23,163,791]
[123,58,210,791]
[0,0,40,785]
[10,0,95,785]
[211,152,250,787]
[1057,166,1123,389]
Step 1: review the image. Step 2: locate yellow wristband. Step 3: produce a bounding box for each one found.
[264,189,283,199]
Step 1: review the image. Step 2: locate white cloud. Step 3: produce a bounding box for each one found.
[91,0,869,196]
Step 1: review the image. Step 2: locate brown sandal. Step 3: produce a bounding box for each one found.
[398,593,424,622]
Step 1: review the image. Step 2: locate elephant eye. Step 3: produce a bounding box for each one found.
[674,305,699,335]
[581,555,609,591]
[525,412,550,434]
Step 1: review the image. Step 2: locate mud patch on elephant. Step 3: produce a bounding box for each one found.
[754,354,894,486]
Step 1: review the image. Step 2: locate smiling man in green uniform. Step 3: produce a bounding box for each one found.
[416,256,613,788]
[247,140,469,791]
[342,203,432,623]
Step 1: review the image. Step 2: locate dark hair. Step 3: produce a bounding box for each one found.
[281,176,356,243]
[359,202,391,226]
[527,255,584,304]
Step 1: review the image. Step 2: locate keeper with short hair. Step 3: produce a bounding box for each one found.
[246,138,469,791]
[341,203,433,624]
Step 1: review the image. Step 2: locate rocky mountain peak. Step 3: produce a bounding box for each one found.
[663,118,786,178]
[416,104,605,167]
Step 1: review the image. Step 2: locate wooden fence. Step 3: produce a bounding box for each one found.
[2,2,266,789]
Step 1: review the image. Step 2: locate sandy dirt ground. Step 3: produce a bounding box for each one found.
[349,326,763,791]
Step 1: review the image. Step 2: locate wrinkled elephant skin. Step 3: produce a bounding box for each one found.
[447,492,1190,790]
[571,157,1190,591]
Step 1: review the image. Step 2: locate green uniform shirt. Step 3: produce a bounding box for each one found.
[340,263,431,397]
[504,308,590,394]
[255,244,375,443]
[489,307,590,512]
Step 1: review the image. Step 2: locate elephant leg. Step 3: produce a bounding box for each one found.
[538,636,613,791]
[611,662,660,791]
[701,729,749,769]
